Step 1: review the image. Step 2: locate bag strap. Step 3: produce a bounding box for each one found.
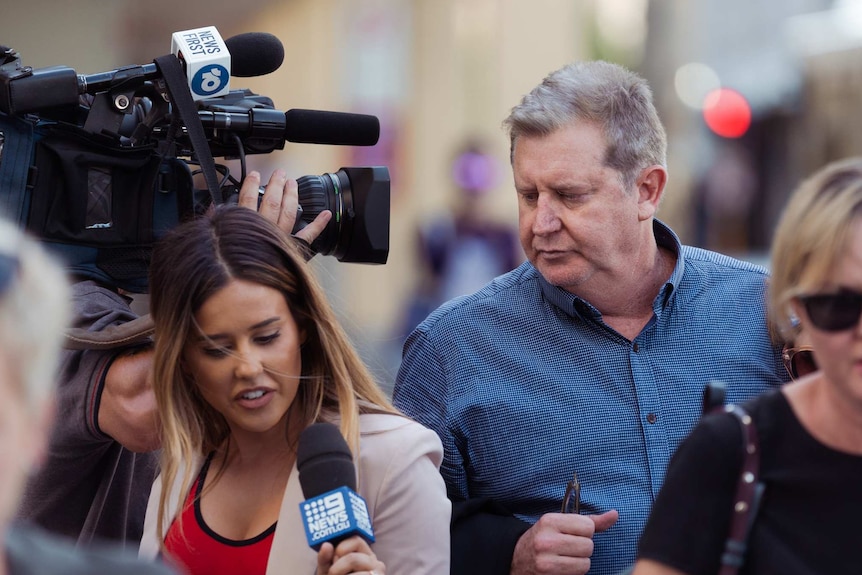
[152,54,222,207]
[702,379,727,413]
[701,382,765,575]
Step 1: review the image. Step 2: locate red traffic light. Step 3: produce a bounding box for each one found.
[702,88,751,138]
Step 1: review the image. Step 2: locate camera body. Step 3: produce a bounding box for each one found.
[0,45,390,293]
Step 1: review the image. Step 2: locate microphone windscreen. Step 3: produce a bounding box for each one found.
[297,423,357,498]
[225,32,284,77]
[284,109,380,146]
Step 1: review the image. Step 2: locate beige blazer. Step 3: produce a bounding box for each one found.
[139,413,451,574]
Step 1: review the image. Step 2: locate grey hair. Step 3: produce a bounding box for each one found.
[503,60,667,188]
[0,217,70,410]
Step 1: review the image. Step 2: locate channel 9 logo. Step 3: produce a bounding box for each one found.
[300,486,375,548]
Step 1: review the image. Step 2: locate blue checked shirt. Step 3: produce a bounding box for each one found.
[393,221,787,575]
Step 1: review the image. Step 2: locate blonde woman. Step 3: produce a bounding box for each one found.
[633,157,862,574]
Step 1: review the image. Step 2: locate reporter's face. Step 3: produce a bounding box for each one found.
[183,279,304,439]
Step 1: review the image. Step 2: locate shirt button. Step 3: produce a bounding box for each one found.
[647,413,657,424]
[633,342,639,352]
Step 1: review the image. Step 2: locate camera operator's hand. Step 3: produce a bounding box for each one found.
[239,170,332,243]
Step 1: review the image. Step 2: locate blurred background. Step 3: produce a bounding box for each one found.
[3,0,861,391]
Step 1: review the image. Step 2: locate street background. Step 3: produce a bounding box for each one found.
[3,0,860,391]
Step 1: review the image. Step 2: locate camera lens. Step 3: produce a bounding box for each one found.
[294,171,347,258]
[223,167,388,263]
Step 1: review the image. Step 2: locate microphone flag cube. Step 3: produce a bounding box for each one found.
[171,26,231,100]
[300,486,375,550]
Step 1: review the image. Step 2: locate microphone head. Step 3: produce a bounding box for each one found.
[284,109,380,146]
[297,422,356,498]
[225,32,284,77]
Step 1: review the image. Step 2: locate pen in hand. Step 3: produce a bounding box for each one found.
[561,471,580,514]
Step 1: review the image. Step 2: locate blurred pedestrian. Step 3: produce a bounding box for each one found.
[399,141,520,336]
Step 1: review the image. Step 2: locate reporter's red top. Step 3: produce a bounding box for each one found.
[163,455,276,575]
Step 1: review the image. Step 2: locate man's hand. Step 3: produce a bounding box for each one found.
[238,169,332,243]
[510,510,619,575]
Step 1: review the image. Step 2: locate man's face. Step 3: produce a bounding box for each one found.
[513,120,643,294]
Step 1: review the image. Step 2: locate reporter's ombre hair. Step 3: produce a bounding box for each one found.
[148,206,397,548]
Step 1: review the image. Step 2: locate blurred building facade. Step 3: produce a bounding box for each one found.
[1,0,594,387]
[7,0,862,386]
[641,0,852,261]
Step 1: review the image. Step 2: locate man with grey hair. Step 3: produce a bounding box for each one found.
[393,60,787,575]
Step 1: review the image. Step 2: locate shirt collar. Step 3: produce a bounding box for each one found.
[537,219,683,320]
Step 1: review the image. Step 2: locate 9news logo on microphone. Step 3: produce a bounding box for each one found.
[171,26,231,100]
[300,486,375,549]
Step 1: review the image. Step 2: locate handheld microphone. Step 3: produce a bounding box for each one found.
[170,25,231,100]
[297,423,375,550]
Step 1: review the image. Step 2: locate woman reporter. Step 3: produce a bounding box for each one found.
[632,157,862,574]
[138,206,450,574]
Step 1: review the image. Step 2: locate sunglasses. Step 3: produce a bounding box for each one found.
[798,290,862,332]
[782,346,817,380]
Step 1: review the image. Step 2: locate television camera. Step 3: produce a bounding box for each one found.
[0,30,390,294]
